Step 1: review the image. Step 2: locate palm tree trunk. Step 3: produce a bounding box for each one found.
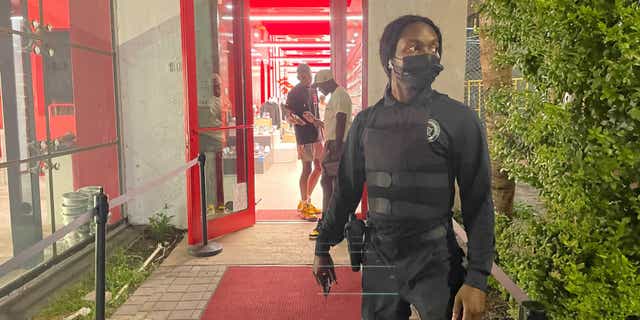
[477,0,516,216]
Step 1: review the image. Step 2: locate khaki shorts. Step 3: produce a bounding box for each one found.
[297,142,323,162]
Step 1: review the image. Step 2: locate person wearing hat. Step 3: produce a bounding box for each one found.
[284,63,323,220]
[303,70,353,239]
[312,15,494,320]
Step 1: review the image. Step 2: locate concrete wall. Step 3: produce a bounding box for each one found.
[367,0,468,105]
[114,0,188,228]
[115,0,183,45]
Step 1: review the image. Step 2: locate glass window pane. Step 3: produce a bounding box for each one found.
[0,35,118,161]
[195,0,245,129]
[0,163,53,288]
[50,144,122,227]
[42,0,113,53]
[0,30,48,162]
[205,128,249,219]
[44,44,118,153]
[0,143,122,288]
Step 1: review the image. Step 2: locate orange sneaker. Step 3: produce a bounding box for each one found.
[299,203,320,221]
[300,210,318,221]
[308,227,320,240]
[304,202,322,215]
[297,200,306,212]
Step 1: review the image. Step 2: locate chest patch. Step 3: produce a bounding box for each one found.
[426,119,441,143]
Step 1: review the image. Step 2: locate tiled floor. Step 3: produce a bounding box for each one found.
[254,152,323,211]
[254,141,361,213]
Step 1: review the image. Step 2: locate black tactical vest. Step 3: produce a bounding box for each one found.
[363,92,453,230]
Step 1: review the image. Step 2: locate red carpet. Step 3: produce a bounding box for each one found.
[256,209,322,221]
[201,266,362,320]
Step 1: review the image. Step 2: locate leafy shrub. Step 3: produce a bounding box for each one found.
[483,0,640,318]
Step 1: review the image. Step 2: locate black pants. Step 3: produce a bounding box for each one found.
[361,224,465,320]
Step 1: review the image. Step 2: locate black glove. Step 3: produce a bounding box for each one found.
[312,254,337,297]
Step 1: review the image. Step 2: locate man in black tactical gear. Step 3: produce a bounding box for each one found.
[312,15,495,320]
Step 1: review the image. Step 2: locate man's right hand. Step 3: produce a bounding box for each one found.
[312,254,336,296]
[302,111,316,123]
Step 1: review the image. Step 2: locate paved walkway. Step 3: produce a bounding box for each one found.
[110,265,225,319]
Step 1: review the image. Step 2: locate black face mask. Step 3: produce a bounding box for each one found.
[390,54,444,92]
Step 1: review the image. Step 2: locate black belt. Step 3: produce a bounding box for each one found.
[367,216,451,240]
[365,222,449,266]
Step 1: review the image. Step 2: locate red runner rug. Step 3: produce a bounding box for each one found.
[201,266,361,320]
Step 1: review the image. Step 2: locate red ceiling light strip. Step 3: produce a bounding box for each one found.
[253,42,355,48]
[222,15,362,21]
[249,0,352,8]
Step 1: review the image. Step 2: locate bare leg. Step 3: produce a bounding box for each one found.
[300,161,312,201]
[307,158,322,200]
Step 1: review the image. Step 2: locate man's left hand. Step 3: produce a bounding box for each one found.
[451,284,486,320]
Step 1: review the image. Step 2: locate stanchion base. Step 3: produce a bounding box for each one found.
[188,242,223,257]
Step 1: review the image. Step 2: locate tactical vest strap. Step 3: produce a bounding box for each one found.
[368,197,440,217]
[366,171,449,189]
[368,197,391,214]
[367,172,392,188]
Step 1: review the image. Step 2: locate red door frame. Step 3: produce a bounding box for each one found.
[360,0,369,217]
[180,0,256,245]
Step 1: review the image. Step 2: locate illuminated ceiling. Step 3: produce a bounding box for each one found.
[248,0,363,70]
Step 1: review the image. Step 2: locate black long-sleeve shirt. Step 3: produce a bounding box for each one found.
[315,88,495,291]
[285,84,320,145]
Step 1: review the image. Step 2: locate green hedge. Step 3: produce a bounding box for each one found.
[483,0,640,318]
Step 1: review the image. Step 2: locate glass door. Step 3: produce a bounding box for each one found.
[181,0,255,244]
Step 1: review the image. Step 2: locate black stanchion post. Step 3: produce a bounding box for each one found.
[200,152,209,247]
[519,301,547,320]
[94,188,109,320]
[189,153,223,257]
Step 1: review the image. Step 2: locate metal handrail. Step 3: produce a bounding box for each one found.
[452,219,548,320]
